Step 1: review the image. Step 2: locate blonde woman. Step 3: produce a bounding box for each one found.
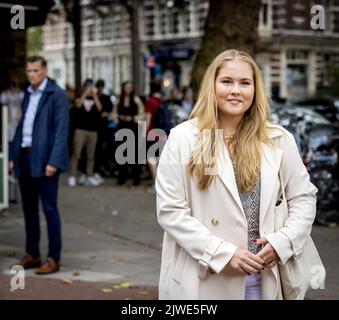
[155,49,319,299]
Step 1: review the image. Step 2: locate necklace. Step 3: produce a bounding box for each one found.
[224,134,235,140]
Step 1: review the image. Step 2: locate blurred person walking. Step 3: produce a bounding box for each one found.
[68,80,102,187]
[9,56,70,274]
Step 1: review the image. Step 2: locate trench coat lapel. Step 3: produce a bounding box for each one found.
[259,142,283,228]
[215,139,283,226]
[190,121,245,217]
[216,146,245,217]
[191,120,284,226]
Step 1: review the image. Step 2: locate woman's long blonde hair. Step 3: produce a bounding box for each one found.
[188,49,272,192]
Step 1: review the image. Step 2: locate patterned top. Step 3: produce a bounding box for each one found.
[230,157,261,254]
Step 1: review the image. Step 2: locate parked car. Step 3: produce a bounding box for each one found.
[304,125,339,226]
[271,104,330,156]
[271,104,339,226]
[296,98,339,125]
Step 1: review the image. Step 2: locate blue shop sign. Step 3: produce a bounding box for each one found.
[152,49,194,59]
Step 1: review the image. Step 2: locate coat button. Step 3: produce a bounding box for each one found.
[211,218,218,226]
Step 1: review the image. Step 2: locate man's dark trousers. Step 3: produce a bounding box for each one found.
[18,149,61,262]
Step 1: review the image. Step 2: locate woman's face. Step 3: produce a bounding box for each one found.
[215,60,255,120]
[124,82,133,94]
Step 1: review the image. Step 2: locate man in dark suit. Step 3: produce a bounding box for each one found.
[9,56,69,274]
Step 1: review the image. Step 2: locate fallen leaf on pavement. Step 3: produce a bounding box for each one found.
[113,282,131,289]
[113,255,123,262]
[62,278,73,284]
[87,230,93,236]
[139,290,148,296]
[119,282,130,288]
[80,265,90,270]
[73,272,80,276]
[101,288,113,293]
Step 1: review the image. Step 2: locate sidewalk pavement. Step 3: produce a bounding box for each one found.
[1,176,161,299]
[0,274,157,300]
[1,176,339,299]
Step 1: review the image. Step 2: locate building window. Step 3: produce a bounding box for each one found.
[160,12,166,34]
[52,68,61,80]
[262,3,268,25]
[197,0,209,31]
[103,17,112,40]
[184,14,190,32]
[259,0,273,31]
[144,0,155,36]
[286,50,308,60]
[88,24,95,41]
[144,12,155,36]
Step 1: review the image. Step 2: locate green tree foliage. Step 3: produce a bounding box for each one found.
[27,26,43,56]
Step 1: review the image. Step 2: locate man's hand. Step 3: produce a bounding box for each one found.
[9,160,14,174]
[228,248,265,275]
[255,237,279,268]
[45,165,57,177]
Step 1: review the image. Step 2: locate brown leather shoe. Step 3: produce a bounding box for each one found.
[35,257,60,274]
[12,253,41,269]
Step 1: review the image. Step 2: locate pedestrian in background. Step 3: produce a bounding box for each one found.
[156,49,319,299]
[9,56,69,274]
[145,81,164,193]
[181,85,193,115]
[0,79,24,142]
[94,79,113,182]
[113,81,145,186]
[1,78,24,203]
[68,79,102,187]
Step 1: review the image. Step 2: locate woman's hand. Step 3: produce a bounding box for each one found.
[255,237,279,268]
[228,248,265,275]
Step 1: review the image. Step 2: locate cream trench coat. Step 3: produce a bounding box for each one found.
[156,118,318,300]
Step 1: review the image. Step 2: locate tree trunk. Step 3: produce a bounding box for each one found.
[131,0,141,95]
[191,0,261,98]
[73,0,82,95]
